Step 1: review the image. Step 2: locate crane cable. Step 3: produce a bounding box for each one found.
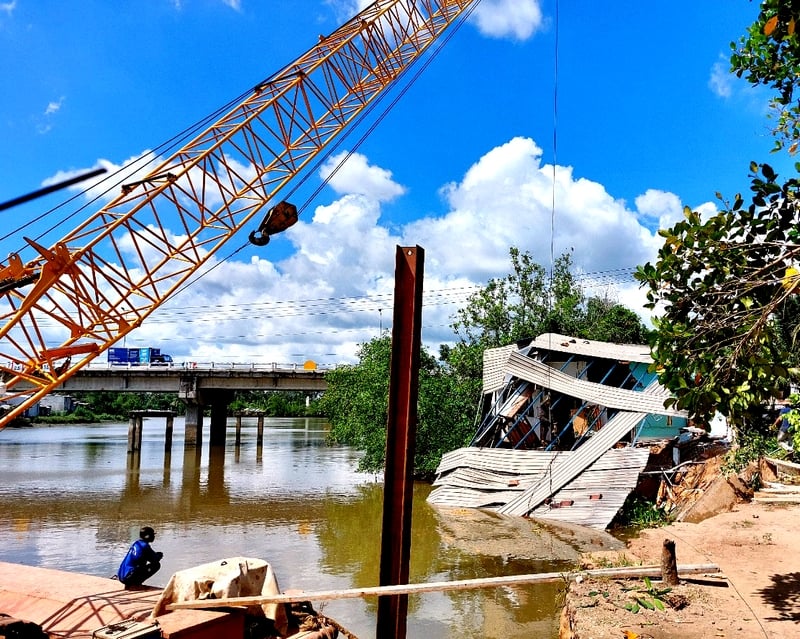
[542,0,560,511]
[0,87,256,249]
[170,0,483,300]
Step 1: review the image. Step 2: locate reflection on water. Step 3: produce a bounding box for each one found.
[0,417,620,638]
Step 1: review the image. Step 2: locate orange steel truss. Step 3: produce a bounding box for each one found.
[0,0,477,428]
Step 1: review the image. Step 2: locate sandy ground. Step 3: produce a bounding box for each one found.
[564,500,800,638]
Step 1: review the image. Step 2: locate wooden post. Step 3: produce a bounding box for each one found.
[257,415,264,448]
[376,246,424,639]
[661,539,679,586]
[235,415,242,447]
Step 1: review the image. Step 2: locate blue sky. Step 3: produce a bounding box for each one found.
[0,0,787,365]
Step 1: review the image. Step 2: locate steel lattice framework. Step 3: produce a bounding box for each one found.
[0,0,478,428]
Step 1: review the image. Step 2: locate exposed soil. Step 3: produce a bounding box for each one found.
[562,482,800,638]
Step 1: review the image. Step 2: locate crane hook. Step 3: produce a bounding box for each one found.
[248,201,298,247]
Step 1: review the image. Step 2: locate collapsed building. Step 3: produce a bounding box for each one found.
[427,333,689,529]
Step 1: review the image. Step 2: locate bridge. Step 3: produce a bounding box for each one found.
[12,361,331,449]
[53,361,330,393]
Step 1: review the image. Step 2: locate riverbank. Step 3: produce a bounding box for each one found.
[561,462,800,638]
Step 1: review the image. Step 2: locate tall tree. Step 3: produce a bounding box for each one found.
[321,336,477,476]
[323,249,648,475]
[636,0,800,424]
[449,248,648,374]
[451,249,583,349]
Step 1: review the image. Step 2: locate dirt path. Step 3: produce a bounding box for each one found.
[564,500,800,638]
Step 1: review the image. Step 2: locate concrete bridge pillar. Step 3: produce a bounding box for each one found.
[165,414,174,452]
[127,414,142,453]
[209,391,234,447]
[257,415,264,448]
[235,415,242,447]
[184,403,204,447]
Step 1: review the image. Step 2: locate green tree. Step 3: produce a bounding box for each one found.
[323,249,647,476]
[449,248,648,377]
[636,1,800,425]
[583,297,649,344]
[451,249,583,349]
[322,336,477,476]
[731,0,800,153]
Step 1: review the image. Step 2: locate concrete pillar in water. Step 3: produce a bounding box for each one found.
[127,414,143,453]
[136,416,144,451]
[184,403,204,447]
[257,415,264,448]
[235,415,242,447]
[165,415,174,452]
[209,391,232,447]
[127,414,138,453]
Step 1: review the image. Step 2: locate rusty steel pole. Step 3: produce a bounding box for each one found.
[376,246,424,639]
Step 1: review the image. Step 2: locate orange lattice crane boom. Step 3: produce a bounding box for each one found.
[0,0,479,428]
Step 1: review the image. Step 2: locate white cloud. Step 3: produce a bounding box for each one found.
[36,96,66,134]
[470,0,543,40]
[44,98,64,116]
[635,189,683,231]
[709,56,733,98]
[0,1,16,16]
[636,188,718,232]
[53,135,678,364]
[49,152,162,202]
[221,0,241,11]
[320,151,406,202]
[406,137,658,279]
[326,0,543,41]
[326,0,375,22]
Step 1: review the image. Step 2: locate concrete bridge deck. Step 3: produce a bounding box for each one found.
[55,362,329,393]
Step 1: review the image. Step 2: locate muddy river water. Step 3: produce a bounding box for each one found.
[0,417,622,638]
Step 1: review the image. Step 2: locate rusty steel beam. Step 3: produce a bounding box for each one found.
[376,246,425,639]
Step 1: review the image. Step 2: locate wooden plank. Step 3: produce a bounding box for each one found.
[752,494,800,503]
[164,564,721,610]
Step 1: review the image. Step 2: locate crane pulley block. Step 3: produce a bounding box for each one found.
[248,201,298,247]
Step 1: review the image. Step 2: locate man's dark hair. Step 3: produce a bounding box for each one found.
[139,526,155,541]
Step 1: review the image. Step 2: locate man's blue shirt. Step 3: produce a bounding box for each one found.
[117,539,158,581]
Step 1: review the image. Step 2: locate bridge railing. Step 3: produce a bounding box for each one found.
[78,361,336,372]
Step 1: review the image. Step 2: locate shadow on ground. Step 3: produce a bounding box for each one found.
[757,571,800,622]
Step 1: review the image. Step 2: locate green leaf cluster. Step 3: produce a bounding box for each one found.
[731,0,800,153]
[320,335,479,476]
[637,0,800,430]
[624,577,670,614]
[636,164,800,423]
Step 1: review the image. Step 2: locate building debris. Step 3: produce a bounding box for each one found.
[428,334,694,529]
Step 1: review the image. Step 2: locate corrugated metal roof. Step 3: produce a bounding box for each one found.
[504,352,685,417]
[427,447,650,529]
[497,410,647,516]
[529,333,653,364]
[482,344,516,394]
